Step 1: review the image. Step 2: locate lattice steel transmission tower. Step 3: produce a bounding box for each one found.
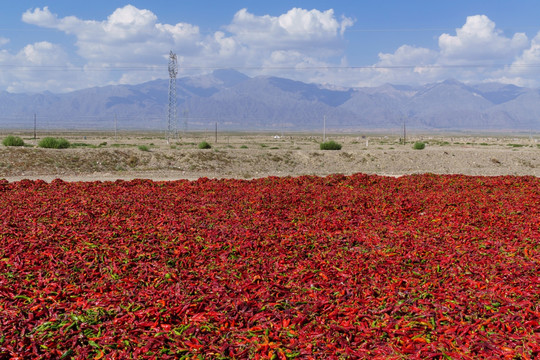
[167,50,178,143]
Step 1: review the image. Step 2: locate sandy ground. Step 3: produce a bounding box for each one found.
[1,132,538,182]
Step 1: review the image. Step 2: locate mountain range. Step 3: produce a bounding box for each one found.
[1,69,539,132]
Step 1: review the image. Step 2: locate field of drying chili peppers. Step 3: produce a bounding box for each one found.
[0,174,539,359]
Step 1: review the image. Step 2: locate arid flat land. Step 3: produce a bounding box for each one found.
[1,131,538,182]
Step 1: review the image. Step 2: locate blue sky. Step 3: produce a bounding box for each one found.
[2,1,540,92]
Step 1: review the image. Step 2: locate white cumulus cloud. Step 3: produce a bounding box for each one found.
[218,8,354,80]
[21,41,65,65]
[12,5,355,91]
[21,6,59,28]
[227,8,353,54]
[350,14,533,87]
[377,45,438,67]
[439,15,528,63]
[4,7,540,91]
[22,5,201,63]
[0,41,79,93]
[508,32,540,86]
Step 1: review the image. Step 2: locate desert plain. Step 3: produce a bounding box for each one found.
[0,131,538,182]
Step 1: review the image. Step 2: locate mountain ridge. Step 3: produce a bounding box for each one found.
[0,69,539,131]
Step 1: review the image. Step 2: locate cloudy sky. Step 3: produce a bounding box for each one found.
[2,1,540,93]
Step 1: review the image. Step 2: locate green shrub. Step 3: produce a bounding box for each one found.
[138,145,150,152]
[198,141,212,149]
[2,136,25,147]
[320,140,342,150]
[38,137,70,149]
[38,137,57,148]
[240,145,248,149]
[413,141,426,150]
[56,138,70,149]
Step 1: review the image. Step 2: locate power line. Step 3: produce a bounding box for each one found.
[0,65,165,71]
[347,27,455,32]
[0,63,539,72]
[4,25,540,33]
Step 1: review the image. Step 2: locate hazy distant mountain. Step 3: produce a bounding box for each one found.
[0,69,538,131]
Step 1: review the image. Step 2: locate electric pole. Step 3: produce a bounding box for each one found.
[403,119,407,144]
[323,115,326,142]
[183,109,188,136]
